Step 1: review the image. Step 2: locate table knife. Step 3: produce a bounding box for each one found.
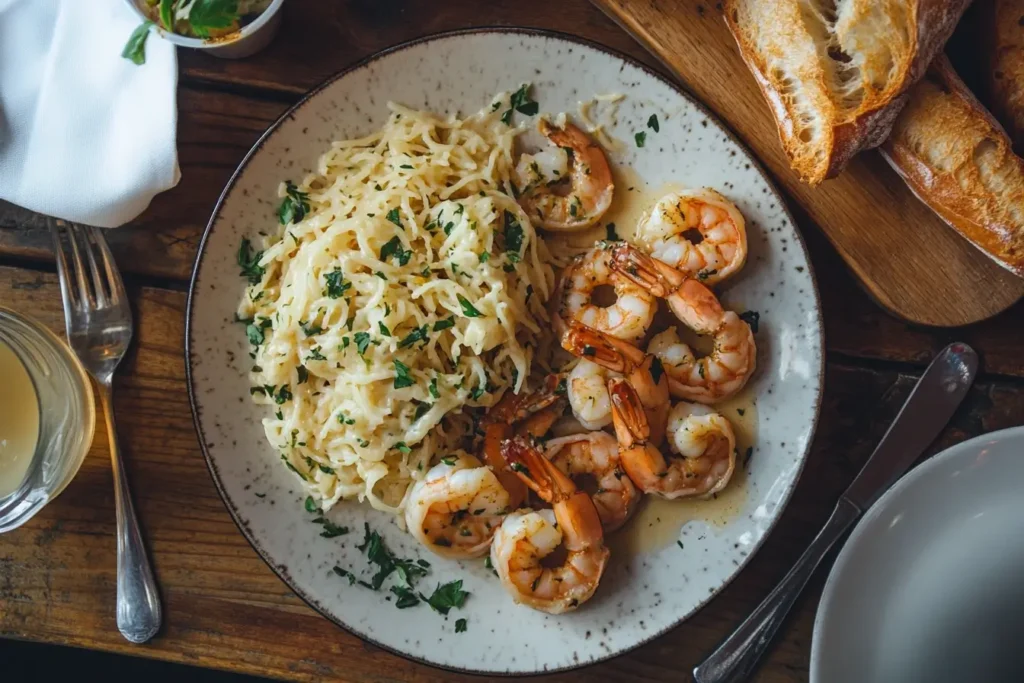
[693,342,978,683]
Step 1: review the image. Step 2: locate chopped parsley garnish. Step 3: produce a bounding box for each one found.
[237,238,265,284]
[422,580,469,615]
[455,618,468,633]
[433,317,456,332]
[606,223,620,241]
[337,411,355,425]
[634,131,647,148]
[470,384,486,401]
[510,462,530,475]
[304,495,318,513]
[413,401,432,421]
[390,585,421,608]
[393,359,415,389]
[356,523,430,590]
[354,332,372,355]
[378,321,392,337]
[296,365,309,384]
[318,463,335,474]
[386,208,403,229]
[245,322,266,346]
[500,84,539,125]
[479,251,491,263]
[503,211,524,263]
[394,442,412,454]
[307,346,327,361]
[429,377,440,399]
[697,268,718,282]
[398,325,429,349]
[333,566,357,585]
[278,181,310,225]
[273,385,292,404]
[323,268,352,298]
[315,517,349,538]
[299,320,323,337]
[440,456,457,466]
[121,21,152,65]
[457,294,482,318]
[380,236,412,266]
[647,114,660,132]
[375,271,388,280]
[739,310,760,333]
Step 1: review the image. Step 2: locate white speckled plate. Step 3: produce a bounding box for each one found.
[187,29,823,675]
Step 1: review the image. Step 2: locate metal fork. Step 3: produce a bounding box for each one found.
[50,220,162,644]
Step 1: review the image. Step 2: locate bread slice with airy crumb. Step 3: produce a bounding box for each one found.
[723,0,970,184]
[882,56,1024,277]
[988,0,1024,149]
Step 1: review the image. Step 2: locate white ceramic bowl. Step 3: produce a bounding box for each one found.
[187,29,824,674]
[812,426,1024,683]
[124,0,284,59]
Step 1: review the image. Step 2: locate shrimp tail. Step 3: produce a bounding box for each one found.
[607,378,650,447]
[501,436,576,504]
[609,242,684,295]
[561,321,642,373]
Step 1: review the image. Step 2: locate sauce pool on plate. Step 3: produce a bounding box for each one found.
[0,340,40,497]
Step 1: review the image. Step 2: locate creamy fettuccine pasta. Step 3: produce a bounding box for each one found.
[237,94,557,518]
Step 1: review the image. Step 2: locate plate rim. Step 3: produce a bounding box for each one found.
[185,26,826,676]
[809,424,1024,682]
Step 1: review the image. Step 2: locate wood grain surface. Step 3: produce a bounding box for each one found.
[590,0,1024,327]
[1,1,1023,682]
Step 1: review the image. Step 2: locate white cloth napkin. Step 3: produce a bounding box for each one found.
[0,0,179,228]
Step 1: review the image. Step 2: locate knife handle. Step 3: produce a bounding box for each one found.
[693,497,861,683]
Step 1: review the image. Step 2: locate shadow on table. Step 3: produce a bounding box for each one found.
[0,639,273,682]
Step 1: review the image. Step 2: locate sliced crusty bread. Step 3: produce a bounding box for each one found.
[989,0,1024,149]
[724,0,970,184]
[882,56,1024,277]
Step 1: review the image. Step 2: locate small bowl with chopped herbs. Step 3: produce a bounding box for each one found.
[122,0,284,64]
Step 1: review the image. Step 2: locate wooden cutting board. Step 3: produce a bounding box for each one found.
[592,0,1024,327]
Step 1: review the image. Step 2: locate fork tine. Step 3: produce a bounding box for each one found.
[49,220,78,330]
[71,223,108,307]
[64,222,95,308]
[87,226,126,306]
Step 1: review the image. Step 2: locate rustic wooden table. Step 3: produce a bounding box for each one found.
[1,1,1022,681]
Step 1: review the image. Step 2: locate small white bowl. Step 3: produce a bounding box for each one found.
[812,426,1024,683]
[124,0,285,59]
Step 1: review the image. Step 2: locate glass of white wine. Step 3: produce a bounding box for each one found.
[0,307,95,532]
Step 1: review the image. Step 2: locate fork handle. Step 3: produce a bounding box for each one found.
[98,381,162,643]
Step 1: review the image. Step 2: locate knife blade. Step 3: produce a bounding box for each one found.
[693,342,978,683]
[841,341,978,511]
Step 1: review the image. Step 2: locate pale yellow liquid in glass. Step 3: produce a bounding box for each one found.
[0,340,40,497]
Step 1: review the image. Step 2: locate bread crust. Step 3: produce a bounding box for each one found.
[882,56,1024,277]
[989,0,1024,149]
[724,0,970,184]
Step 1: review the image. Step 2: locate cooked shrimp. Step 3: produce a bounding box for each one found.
[610,242,755,403]
[517,119,614,231]
[482,374,565,508]
[609,379,735,499]
[491,437,609,614]
[545,432,639,532]
[405,453,510,559]
[635,188,747,285]
[562,320,670,445]
[567,358,618,430]
[553,246,655,342]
